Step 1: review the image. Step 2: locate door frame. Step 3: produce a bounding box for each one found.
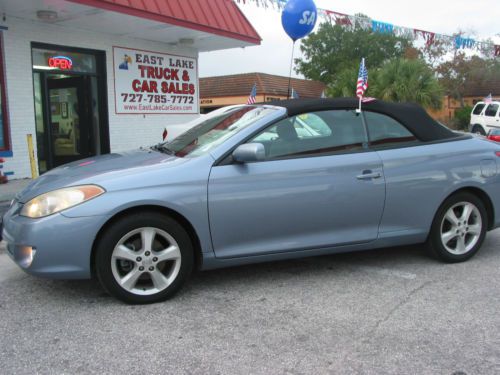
[31,42,110,171]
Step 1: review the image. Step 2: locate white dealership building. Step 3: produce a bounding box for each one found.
[0,0,260,179]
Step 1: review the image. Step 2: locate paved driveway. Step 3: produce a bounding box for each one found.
[1,229,500,374]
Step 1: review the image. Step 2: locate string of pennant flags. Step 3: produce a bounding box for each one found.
[235,0,500,58]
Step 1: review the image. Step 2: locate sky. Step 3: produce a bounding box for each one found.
[199,0,500,78]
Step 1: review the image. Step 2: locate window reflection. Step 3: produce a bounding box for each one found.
[167,107,276,158]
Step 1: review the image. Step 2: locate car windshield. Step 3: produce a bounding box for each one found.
[153,106,277,158]
[490,129,500,136]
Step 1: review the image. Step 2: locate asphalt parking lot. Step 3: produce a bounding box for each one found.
[1,225,500,374]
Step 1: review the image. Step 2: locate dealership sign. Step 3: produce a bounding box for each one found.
[113,47,199,114]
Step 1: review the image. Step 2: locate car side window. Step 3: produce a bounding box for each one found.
[364,111,418,147]
[249,110,366,159]
[485,104,499,117]
[473,104,485,115]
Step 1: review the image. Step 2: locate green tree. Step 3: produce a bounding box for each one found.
[453,105,473,131]
[418,31,500,106]
[326,66,358,97]
[436,52,500,105]
[296,21,411,86]
[371,58,443,109]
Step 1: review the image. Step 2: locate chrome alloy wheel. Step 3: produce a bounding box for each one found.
[440,202,482,255]
[111,227,181,295]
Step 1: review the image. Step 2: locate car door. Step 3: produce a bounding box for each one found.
[363,110,448,236]
[484,103,500,129]
[470,103,485,129]
[208,109,386,259]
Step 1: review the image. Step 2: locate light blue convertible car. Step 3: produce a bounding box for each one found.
[2,98,500,304]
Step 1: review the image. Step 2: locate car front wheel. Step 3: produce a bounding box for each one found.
[427,192,487,263]
[95,212,194,304]
[471,125,486,136]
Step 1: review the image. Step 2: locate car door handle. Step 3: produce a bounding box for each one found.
[357,171,382,180]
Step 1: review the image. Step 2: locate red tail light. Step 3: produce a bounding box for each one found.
[487,135,500,143]
[496,151,500,157]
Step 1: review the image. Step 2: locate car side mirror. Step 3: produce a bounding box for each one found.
[232,143,266,163]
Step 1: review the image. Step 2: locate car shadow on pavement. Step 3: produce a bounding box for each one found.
[193,229,500,288]
[3,230,499,304]
[189,244,427,289]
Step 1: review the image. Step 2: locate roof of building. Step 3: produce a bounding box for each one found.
[69,0,261,44]
[200,73,327,99]
[267,98,460,142]
[463,77,500,97]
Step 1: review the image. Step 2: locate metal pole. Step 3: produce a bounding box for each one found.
[287,40,296,99]
[27,134,38,179]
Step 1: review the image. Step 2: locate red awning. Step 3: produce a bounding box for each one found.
[67,0,261,45]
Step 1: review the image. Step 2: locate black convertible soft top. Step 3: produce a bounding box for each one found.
[267,98,460,142]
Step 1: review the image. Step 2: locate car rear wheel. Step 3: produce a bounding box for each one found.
[95,212,194,304]
[427,192,487,263]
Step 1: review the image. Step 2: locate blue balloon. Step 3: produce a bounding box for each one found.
[281,0,318,41]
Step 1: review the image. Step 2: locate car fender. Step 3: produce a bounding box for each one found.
[471,123,486,134]
[428,179,497,233]
[61,186,214,255]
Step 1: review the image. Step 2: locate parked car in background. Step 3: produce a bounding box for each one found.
[470,101,500,135]
[487,129,500,143]
[2,98,500,304]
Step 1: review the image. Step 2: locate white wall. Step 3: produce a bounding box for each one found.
[1,18,200,179]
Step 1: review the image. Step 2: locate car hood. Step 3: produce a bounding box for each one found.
[16,149,186,203]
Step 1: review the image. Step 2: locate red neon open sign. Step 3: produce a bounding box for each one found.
[48,56,73,70]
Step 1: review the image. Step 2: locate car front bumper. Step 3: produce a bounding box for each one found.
[2,202,110,279]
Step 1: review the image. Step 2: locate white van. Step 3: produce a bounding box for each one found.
[470,101,500,135]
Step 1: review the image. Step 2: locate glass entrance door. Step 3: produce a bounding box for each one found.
[47,76,90,167]
[32,44,109,174]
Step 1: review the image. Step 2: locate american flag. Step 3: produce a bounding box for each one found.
[356,58,368,98]
[247,83,257,104]
[485,93,493,103]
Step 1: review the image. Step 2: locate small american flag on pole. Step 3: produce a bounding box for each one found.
[247,83,257,104]
[356,58,368,99]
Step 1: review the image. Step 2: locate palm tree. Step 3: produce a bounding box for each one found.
[371,58,443,110]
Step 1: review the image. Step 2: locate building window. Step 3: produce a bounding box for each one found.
[32,47,97,74]
[0,34,10,153]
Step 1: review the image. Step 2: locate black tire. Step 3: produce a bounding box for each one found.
[472,125,486,136]
[426,192,488,263]
[95,212,194,304]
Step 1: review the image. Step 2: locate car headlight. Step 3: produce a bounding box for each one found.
[20,185,105,218]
